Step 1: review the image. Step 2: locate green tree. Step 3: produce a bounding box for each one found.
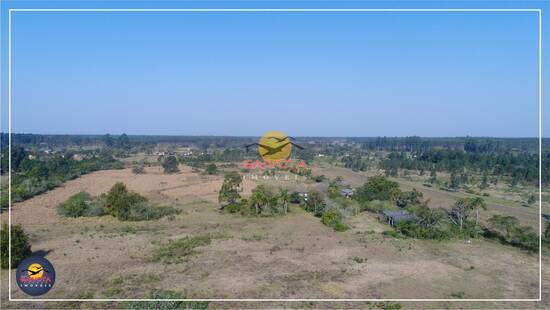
[395,189,423,208]
[277,189,290,214]
[327,181,342,199]
[488,215,519,240]
[205,163,218,175]
[249,184,275,215]
[162,156,179,174]
[105,182,147,220]
[354,176,401,203]
[117,133,131,149]
[1,224,32,269]
[448,197,486,230]
[449,171,460,189]
[306,190,325,216]
[218,172,242,210]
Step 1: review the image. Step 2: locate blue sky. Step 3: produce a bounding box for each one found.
[1,1,548,137]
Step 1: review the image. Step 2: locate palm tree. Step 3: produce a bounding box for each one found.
[277,189,290,214]
[469,197,487,226]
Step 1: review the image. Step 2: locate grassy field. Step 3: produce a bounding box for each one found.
[1,164,547,309]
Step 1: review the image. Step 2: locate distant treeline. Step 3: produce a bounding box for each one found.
[356,136,545,153]
[0,147,123,210]
[381,149,548,185]
[2,133,547,153]
[0,133,257,148]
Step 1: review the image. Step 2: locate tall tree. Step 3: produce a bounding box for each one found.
[218,172,242,210]
[162,156,179,174]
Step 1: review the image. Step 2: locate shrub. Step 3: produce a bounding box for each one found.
[122,289,209,310]
[395,189,423,208]
[1,224,32,269]
[153,234,225,264]
[57,192,93,217]
[105,183,146,220]
[205,163,218,175]
[84,196,108,217]
[58,183,178,221]
[224,203,241,214]
[395,221,450,240]
[311,175,326,183]
[132,164,145,174]
[162,156,179,174]
[361,199,396,213]
[321,209,348,232]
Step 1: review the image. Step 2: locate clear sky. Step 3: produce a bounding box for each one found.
[1,1,548,137]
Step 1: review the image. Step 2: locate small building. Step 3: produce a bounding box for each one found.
[341,188,354,198]
[381,210,416,227]
[72,154,83,161]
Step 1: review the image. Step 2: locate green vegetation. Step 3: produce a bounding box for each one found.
[205,163,218,175]
[122,289,209,310]
[218,171,243,211]
[162,155,179,174]
[1,148,123,209]
[1,224,32,269]
[352,256,367,264]
[353,176,401,203]
[58,183,179,221]
[380,139,548,187]
[342,154,368,171]
[57,191,107,217]
[487,214,539,252]
[132,162,145,174]
[241,233,267,241]
[322,209,348,231]
[153,233,226,264]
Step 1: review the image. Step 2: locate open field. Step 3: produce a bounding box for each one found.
[1,164,547,308]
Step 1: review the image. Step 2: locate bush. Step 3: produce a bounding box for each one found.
[205,163,218,175]
[57,192,93,217]
[122,289,209,310]
[153,234,225,264]
[311,175,326,183]
[321,209,348,232]
[58,183,179,221]
[361,199,396,213]
[132,164,145,174]
[395,221,450,240]
[162,156,179,174]
[1,224,32,269]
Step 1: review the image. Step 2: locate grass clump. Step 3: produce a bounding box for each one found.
[153,233,226,264]
[122,289,208,309]
[352,256,367,264]
[241,233,266,241]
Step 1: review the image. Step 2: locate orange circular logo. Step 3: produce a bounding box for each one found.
[258,131,293,162]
